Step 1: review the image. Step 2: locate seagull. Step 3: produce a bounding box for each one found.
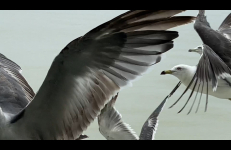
[0,10,195,140]
[189,13,231,55]
[161,10,231,114]
[98,93,169,140]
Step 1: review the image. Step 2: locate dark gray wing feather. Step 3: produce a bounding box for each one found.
[139,81,181,140]
[0,54,21,71]
[139,96,168,140]
[218,13,231,40]
[0,54,35,115]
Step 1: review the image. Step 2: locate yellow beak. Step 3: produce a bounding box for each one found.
[160,70,173,75]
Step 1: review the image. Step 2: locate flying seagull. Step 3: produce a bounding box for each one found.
[189,13,231,55]
[98,93,169,140]
[0,10,195,140]
[161,10,231,114]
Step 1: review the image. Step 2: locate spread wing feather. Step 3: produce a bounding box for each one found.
[7,10,195,140]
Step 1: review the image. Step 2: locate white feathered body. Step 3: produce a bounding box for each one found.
[173,65,231,99]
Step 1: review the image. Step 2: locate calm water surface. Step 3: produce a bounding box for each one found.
[0,10,231,140]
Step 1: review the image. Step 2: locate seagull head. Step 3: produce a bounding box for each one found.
[161,64,196,82]
[188,45,203,55]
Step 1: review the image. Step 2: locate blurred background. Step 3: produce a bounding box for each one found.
[0,10,230,140]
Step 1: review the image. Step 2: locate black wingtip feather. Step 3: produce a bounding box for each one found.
[166,81,182,109]
[169,73,197,109]
[187,81,201,115]
[178,77,198,114]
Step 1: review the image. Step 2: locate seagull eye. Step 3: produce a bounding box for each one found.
[177,67,182,70]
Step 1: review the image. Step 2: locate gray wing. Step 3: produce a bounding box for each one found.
[217,13,231,40]
[194,10,231,69]
[6,10,195,140]
[0,54,35,116]
[170,44,231,114]
[139,96,168,140]
[98,94,138,140]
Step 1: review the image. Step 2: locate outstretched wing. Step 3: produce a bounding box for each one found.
[9,10,195,140]
[194,10,231,69]
[0,53,35,116]
[139,96,168,140]
[170,44,231,114]
[217,13,231,41]
[98,94,138,140]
